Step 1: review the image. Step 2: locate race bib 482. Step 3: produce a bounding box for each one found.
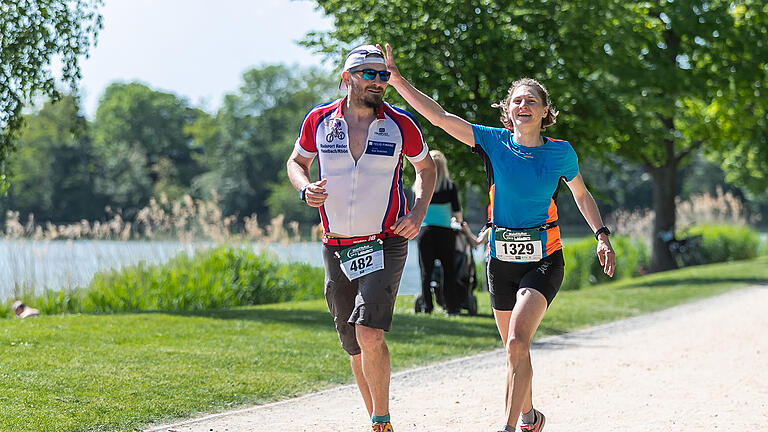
[337,240,385,280]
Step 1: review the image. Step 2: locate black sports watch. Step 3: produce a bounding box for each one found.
[298,184,309,201]
[594,226,611,240]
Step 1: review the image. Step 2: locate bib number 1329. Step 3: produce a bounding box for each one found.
[338,240,384,281]
[493,228,543,263]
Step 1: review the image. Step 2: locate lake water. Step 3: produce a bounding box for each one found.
[0,240,485,301]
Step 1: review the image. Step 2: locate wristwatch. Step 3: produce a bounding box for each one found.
[298,184,308,201]
[594,226,611,240]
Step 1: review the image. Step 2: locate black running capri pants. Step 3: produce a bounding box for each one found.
[487,249,565,310]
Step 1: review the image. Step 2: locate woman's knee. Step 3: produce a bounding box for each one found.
[505,335,531,365]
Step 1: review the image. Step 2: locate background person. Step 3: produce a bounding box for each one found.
[380,43,615,432]
[286,44,436,432]
[462,204,493,254]
[416,149,463,315]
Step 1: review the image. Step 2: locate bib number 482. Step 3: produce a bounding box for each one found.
[348,255,373,272]
[337,240,385,280]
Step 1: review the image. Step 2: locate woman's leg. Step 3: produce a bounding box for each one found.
[437,228,460,313]
[417,228,436,312]
[493,288,548,428]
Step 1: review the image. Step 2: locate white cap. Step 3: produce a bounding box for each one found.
[339,44,387,90]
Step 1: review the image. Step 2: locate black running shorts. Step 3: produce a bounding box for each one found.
[486,249,565,310]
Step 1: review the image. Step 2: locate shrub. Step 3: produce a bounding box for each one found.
[561,239,594,291]
[4,246,325,315]
[683,224,759,264]
[590,236,649,283]
[561,236,649,291]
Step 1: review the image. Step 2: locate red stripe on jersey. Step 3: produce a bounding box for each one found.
[382,154,405,233]
[297,99,342,154]
[381,103,424,158]
[319,204,330,233]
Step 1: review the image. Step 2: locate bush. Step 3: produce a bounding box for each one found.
[759,233,768,257]
[561,236,649,291]
[683,224,759,264]
[561,239,594,291]
[5,246,325,315]
[591,236,649,283]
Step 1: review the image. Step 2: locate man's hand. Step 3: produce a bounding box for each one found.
[304,178,328,208]
[390,212,423,240]
[596,236,615,277]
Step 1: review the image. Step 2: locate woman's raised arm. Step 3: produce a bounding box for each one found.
[379,43,475,147]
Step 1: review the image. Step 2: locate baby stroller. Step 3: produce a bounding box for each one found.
[415,228,478,315]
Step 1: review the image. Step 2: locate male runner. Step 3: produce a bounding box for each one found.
[286,44,436,432]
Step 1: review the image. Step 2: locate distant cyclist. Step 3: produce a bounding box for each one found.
[380,43,615,432]
[286,44,436,432]
[416,149,463,315]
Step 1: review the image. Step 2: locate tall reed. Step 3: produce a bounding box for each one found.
[1,193,319,305]
[606,188,754,243]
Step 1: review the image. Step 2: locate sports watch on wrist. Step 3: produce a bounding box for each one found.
[594,226,611,240]
[298,184,309,201]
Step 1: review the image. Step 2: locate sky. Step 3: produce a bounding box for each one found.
[76,0,335,117]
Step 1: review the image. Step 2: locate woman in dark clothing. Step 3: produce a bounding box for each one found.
[417,149,463,315]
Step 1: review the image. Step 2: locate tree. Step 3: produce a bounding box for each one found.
[194,64,336,225]
[305,0,768,271]
[0,95,105,222]
[90,82,205,217]
[701,4,768,198]
[0,0,102,191]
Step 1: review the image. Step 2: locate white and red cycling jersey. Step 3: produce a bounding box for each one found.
[295,97,429,237]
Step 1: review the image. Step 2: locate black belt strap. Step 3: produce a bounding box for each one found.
[485,220,558,231]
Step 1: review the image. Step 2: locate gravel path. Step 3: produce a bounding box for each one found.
[147,285,768,432]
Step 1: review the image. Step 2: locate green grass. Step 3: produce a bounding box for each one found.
[1,256,767,431]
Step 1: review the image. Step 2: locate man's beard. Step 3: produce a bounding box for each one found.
[351,85,384,109]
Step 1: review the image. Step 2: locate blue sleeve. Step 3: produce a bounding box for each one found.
[471,124,507,156]
[563,143,579,181]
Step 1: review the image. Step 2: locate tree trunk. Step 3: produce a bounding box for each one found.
[649,163,678,272]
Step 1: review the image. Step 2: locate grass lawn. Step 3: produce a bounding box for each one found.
[1,256,767,431]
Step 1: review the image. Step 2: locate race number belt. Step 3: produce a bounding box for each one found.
[323,231,393,246]
[488,221,557,263]
[335,239,385,281]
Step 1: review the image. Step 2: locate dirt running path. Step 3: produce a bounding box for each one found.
[148,285,768,432]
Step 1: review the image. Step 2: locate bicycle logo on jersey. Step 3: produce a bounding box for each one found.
[326,121,346,142]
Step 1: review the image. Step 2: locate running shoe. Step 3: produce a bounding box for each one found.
[519,409,545,432]
[372,421,394,432]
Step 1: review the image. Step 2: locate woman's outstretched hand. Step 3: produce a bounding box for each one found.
[377,43,402,85]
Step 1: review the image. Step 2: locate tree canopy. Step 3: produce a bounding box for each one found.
[192,64,337,225]
[0,0,103,191]
[90,82,206,217]
[304,0,768,271]
[1,95,104,222]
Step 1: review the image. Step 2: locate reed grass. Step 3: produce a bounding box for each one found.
[1,193,322,303]
[606,187,754,242]
[2,192,314,243]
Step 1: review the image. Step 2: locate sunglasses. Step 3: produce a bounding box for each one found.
[351,69,391,82]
